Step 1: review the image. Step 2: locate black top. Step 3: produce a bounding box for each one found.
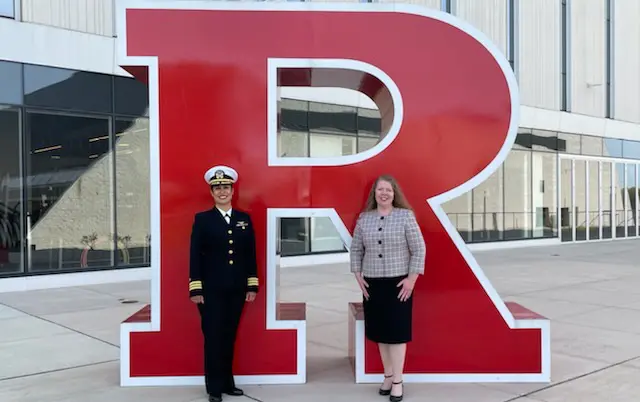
[188,207,259,297]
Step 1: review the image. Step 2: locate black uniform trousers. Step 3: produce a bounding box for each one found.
[197,287,246,397]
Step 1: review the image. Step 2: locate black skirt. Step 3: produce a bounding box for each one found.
[362,275,413,344]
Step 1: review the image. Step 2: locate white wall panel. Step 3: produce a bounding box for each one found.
[569,0,606,118]
[453,0,507,55]
[21,0,114,37]
[517,0,561,110]
[613,0,640,123]
[0,17,127,76]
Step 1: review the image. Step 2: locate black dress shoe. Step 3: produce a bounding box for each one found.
[208,395,222,402]
[379,375,393,396]
[389,381,403,402]
[223,387,244,396]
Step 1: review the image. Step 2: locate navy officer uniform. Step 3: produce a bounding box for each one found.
[189,165,259,402]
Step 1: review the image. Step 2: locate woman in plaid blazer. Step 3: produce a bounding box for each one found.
[350,175,426,402]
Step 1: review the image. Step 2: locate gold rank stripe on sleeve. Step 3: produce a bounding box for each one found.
[247,277,259,287]
[189,280,203,291]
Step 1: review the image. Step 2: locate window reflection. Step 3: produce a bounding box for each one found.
[602,162,612,239]
[24,64,113,113]
[558,132,581,154]
[604,139,623,158]
[532,152,557,238]
[279,130,308,157]
[25,112,114,272]
[560,158,572,242]
[623,140,640,160]
[574,160,586,241]
[0,107,22,274]
[442,192,472,242]
[614,163,626,238]
[0,0,14,18]
[275,98,380,256]
[309,102,357,135]
[581,135,603,156]
[471,165,504,242]
[0,62,22,105]
[626,164,636,237]
[357,135,379,153]
[357,107,381,137]
[309,132,356,157]
[115,118,150,266]
[10,55,640,273]
[504,150,532,239]
[114,76,149,117]
[588,161,600,240]
[531,129,558,152]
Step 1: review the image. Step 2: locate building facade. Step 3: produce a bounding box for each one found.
[1,0,639,281]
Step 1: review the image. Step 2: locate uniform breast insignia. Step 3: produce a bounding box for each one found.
[236,221,249,230]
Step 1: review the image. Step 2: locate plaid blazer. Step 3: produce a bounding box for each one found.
[350,208,426,278]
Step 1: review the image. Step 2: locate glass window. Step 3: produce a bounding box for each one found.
[513,127,532,150]
[581,135,603,156]
[0,61,22,104]
[310,217,345,253]
[357,136,379,153]
[626,164,636,237]
[0,107,23,275]
[559,158,572,241]
[604,138,623,158]
[588,160,600,240]
[278,99,311,256]
[531,129,558,152]
[471,165,503,242]
[503,150,533,240]
[308,102,357,135]
[602,162,613,239]
[280,218,309,256]
[357,107,381,136]
[24,64,113,113]
[278,130,308,157]
[280,98,308,132]
[0,0,14,18]
[309,133,356,157]
[532,152,557,238]
[115,117,150,266]
[25,112,113,272]
[574,159,587,241]
[442,191,472,243]
[114,76,149,116]
[622,140,640,160]
[614,162,626,238]
[557,132,581,154]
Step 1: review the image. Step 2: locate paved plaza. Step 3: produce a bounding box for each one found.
[1,240,640,401]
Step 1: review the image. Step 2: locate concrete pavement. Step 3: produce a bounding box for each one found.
[1,239,640,401]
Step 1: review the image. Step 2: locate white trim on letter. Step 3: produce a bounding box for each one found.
[267,58,403,166]
[115,0,550,386]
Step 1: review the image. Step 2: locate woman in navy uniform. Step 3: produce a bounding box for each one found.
[188,165,259,402]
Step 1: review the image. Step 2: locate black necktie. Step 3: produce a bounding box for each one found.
[224,212,231,225]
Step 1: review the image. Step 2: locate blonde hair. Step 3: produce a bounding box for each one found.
[363,175,413,211]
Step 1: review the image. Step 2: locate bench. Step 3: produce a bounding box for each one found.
[123,302,306,323]
[124,304,151,323]
[347,300,547,382]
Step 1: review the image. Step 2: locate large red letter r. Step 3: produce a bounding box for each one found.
[117,0,551,387]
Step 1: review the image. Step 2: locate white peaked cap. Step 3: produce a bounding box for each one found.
[204,165,238,186]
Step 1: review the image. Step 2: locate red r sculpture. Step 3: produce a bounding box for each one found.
[116,0,550,386]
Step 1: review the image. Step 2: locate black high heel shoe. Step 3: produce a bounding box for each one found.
[389,380,403,402]
[379,375,393,396]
